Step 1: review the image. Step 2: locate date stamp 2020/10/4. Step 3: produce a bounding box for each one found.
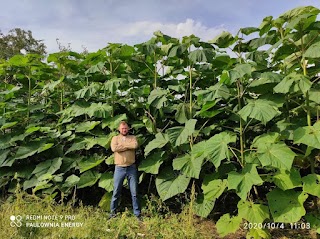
[243,222,311,230]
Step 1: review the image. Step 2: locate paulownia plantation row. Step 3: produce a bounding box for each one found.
[1,5,320,237]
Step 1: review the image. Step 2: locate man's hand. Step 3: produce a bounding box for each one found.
[112,144,127,152]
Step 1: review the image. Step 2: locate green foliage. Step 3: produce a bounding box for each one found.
[1,6,320,238]
[0,28,46,60]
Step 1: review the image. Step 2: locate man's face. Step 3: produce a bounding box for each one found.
[119,123,129,136]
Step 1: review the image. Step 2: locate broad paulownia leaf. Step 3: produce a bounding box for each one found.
[139,151,166,174]
[74,83,101,99]
[239,99,280,124]
[205,132,236,168]
[147,89,168,109]
[188,48,215,63]
[228,164,264,200]
[75,121,100,133]
[194,83,230,101]
[175,103,189,124]
[62,175,80,189]
[155,167,190,201]
[87,103,112,118]
[216,213,242,237]
[101,114,128,130]
[202,176,228,201]
[172,153,203,179]
[209,31,236,48]
[293,121,320,149]
[273,72,312,95]
[78,154,106,173]
[144,133,169,156]
[302,174,320,197]
[32,158,62,179]
[255,142,296,170]
[273,168,302,190]
[103,78,123,93]
[166,119,197,147]
[305,41,320,58]
[15,141,54,160]
[194,194,215,218]
[77,170,101,189]
[98,172,114,192]
[238,200,269,224]
[267,189,308,222]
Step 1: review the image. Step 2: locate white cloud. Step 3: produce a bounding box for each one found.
[38,18,226,53]
[111,18,226,44]
[123,19,224,39]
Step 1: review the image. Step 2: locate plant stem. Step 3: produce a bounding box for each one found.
[154,52,157,88]
[237,79,245,166]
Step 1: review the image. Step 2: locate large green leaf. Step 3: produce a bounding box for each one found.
[155,167,190,201]
[302,174,320,197]
[273,168,302,190]
[209,31,236,48]
[239,99,280,124]
[147,89,168,109]
[194,194,215,218]
[256,142,296,170]
[175,103,189,124]
[304,41,320,58]
[228,164,264,200]
[15,141,53,160]
[77,170,101,189]
[293,121,320,149]
[98,192,113,211]
[74,83,101,99]
[305,214,320,234]
[102,114,127,130]
[238,200,269,224]
[86,103,112,118]
[32,158,62,180]
[0,149,11,167]
[65,137,97,154]
[246,229,271,239]
[98,172,114,192]
[75,121,100,133]
[267,189,308,223]
[273,72,312,95]
[249,72,282,87]
[172,153,203,179]
[78,154,106,173]
[138,151,166,174]
[66,134,115,154]
[309,89,320,104]
[188,48,215,63]
[216,213,242,237]
[205,132,236,168]
[103,78,123,93]
[194,83,230,101]
[202,176,228,201]
[62,175,80,189]
[166,119,197,147]
[144,133,169,156]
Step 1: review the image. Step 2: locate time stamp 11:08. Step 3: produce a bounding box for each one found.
[243,222,311,230]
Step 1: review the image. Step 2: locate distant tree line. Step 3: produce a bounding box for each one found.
[0,28,46,60]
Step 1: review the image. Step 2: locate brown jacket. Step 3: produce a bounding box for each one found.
[111,135,138,167]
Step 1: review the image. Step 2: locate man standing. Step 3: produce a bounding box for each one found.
[109,121,141,220]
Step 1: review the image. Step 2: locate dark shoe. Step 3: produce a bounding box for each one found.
[108,213,116,220]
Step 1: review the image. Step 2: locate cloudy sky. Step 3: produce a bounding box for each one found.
[1,0,320,53]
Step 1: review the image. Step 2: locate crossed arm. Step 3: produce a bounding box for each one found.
[111,136,138,152]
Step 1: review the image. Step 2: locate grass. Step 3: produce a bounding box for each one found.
[0,188,218,239]
[0,186,318,239]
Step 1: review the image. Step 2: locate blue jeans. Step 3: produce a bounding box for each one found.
[110,164,140,217]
